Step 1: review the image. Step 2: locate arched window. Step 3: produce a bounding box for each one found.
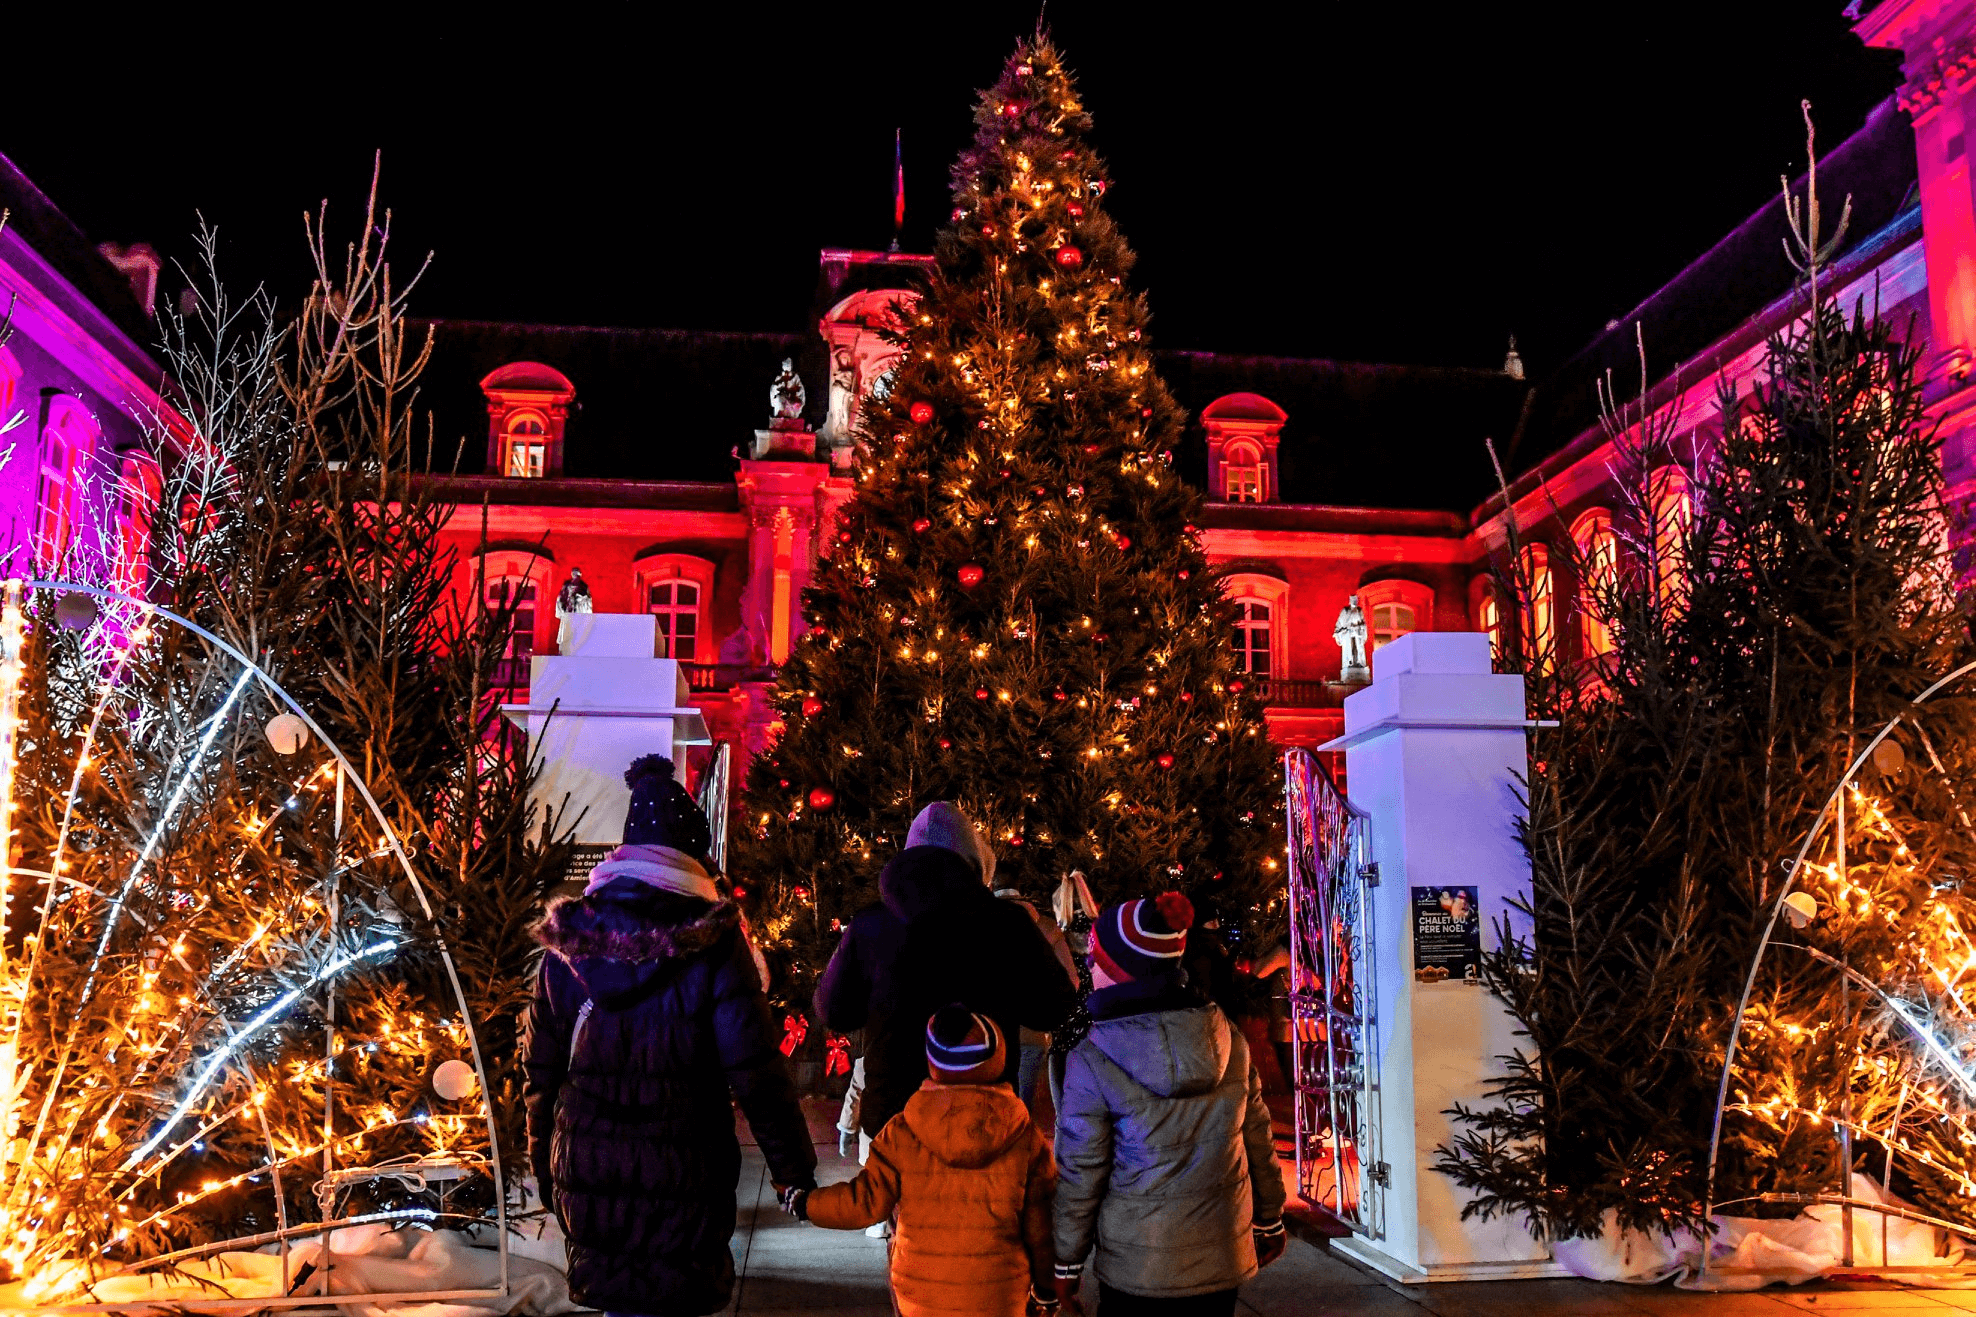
[1220,573,1289,685]
[635,553,716,663]
[484,572,540,687]
[1358,579,1434,656]
[505,412,548,479]
[0,348,20,430]
[116,453,162,595]
[1224,441,1265,503]
[36,398,96,572]
[1519,543,1554,675]
[1650,466,1692,609]
[1573,510,1618,658]
[1478,590,1503,665]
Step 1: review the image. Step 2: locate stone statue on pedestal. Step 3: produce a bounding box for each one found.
[555,568,593,655]
[769,359,807,424]
[1334,594,1370,684]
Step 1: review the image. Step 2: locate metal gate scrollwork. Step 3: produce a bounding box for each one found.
[1283,748,1380,1236]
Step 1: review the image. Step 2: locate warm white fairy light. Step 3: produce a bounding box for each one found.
[0,579,27,968]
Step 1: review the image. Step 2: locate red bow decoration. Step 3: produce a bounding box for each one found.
[824,1033,852,1077]
[779,1012,810,1058]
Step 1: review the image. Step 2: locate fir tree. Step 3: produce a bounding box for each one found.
[733,36,1283,1013]
[1437,115,1976,1239]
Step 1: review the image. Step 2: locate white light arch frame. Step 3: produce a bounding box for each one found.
[3,579,511,1310]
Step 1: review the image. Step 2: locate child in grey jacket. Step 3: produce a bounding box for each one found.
[1051,893,1286,1316]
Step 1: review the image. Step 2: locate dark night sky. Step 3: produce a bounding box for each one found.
[6,4,1902,379]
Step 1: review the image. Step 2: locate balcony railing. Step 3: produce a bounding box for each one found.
[491,655,531,689]
[683,663,779,691]
[1255,678,1333,708]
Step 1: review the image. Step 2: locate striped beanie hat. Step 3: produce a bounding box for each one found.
[1093,892,1195,983]
[925,1005,1006,1085]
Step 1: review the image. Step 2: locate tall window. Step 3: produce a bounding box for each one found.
[1231,599,1272,675]
[1650,466,1692,609]
[117,455,162,595]
[1224,442,1264,503]
[35,402,92,572]
[649,579,701,660]
[486,577,537,685]
[1574,510,1618,658]
[1369,602,1415,651]
[1519,544,1554,675]
[505,413,548,478]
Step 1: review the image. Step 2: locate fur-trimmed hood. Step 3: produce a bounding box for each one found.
[534,880,739,1005]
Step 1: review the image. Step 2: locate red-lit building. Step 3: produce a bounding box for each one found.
[409,5,1971,780]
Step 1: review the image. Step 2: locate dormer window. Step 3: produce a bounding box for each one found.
[1225,442,1266,502]
[1202,393,1287,503]
[505,413,548,478]
[480,362,575,478]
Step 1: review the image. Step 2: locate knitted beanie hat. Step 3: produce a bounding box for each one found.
[924,1005,1006,1085]
[904,801,996,886]
[1092,892,1195,983]
[622,754,712,862]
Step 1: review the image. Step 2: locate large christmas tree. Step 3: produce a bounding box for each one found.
[734,36,1282,1010]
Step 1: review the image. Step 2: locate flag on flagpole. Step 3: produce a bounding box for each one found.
[893,128,906,242]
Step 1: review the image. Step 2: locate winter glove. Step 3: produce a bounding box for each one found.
[777,1185,810,1221]
[1254,1218,1288,1268]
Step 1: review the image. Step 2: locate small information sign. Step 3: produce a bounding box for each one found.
[1411,885,1481,984]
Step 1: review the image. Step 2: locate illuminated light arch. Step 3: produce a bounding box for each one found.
[0,578,511,1306]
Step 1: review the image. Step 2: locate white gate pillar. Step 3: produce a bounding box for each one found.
[1323,631,1560,1283]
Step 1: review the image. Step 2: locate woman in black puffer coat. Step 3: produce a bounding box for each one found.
[524,755,816,1315]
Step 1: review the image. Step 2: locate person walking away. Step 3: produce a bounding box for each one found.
[781,1007,1059,1316]
[993,879,1079,1118]
[816,801,1079,1147]
[525,754,816,1316]
[1052,893,1286,1317]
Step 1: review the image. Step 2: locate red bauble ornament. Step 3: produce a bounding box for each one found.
[1178,569,1191,580]
[1179,692,1193,703]
[951,207,967,222]
[982,223,998,236]
[1141,406,1154,418]
[939,738,952,749]
[779,778,791,787]
[1067,201,1085,218]
[1053,689,1067,702]
[1008,835,1024,847]
[1083,443,1101,456]
[837,529,852,543]
[1113,533,1131,550]
[974,687,991,701]
[958,564,985,588]
[734,885,748,899]
[793,885,812,902]
[912,517,932,534]
[800,696,824,719]
[807,787,836,811]
[1228,680,1245,693]
[810,624,828,636]
[1156,753,1176,769]
[910,401,935,424]
[1055,245,1084,268]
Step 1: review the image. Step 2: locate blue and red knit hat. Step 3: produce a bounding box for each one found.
[925,1005,1006,1085]
[1092,891,1195,983]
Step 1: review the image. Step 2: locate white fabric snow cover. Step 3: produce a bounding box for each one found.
[0,1216,575,1316]
[1554,1174,1969,1291]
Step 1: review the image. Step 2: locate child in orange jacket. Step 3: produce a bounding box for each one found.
[781,1006,1058,1317]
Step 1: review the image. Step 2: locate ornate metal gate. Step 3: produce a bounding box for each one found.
[1283,748,1381,1235]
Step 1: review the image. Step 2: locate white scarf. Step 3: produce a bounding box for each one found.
[584,844,720,903]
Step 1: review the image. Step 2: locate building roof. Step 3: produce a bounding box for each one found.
[412,320,806,482]
[1157,350,1531,513]
[0,152,157,373]
[1509,96,1919,474]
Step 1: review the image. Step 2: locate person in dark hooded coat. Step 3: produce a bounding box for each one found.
[525,755,816,1316]
[815,802,1079,1142]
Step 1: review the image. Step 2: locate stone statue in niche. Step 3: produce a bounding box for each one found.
[769,359,807,425]
[555,568,593,655]
[1334,594,1370,684]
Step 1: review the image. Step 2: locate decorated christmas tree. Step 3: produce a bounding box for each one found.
[733,36,1283,1011]
[1437,115,1976,1240]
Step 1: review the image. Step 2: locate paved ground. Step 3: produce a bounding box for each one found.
[722,1135,1976,1315]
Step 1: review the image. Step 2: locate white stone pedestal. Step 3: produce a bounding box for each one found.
[1322,632,1561,1283]
[502,614,710,846]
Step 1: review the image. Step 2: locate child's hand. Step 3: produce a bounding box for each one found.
[1052,1275,1084,1316]
[777,1185,810,1221]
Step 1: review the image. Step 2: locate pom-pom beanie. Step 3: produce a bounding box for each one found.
[1092,891,1194,983]
[621,754,713,863]
[924,1004,1006,1085]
